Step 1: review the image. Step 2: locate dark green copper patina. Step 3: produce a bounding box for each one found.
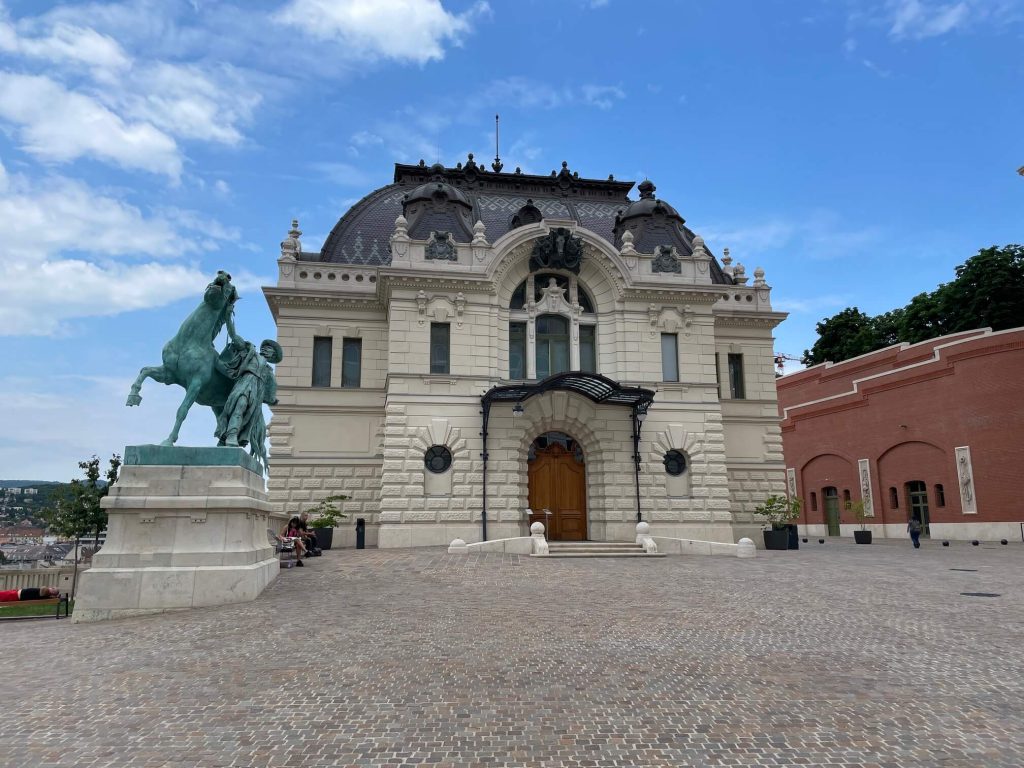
[126,271,281,472]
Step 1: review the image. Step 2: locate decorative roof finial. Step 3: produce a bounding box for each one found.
[280,218,301,260]
[638,180,656,199]
[492,114,503,173]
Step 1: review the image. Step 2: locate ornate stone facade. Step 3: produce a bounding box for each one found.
[264,160,787,547]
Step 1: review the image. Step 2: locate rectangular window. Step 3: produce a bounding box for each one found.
[661,333,679,382]
[312,336,332,387]
[509,323,526,379]
[579,326,596,373]
[430,323,450,374]
[728,353,745,399]
[342,338,361,388]
[715,353,722,398]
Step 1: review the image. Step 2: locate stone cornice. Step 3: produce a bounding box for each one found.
[714,311,788,329]
[377,271,496,295]
[263,287,385,317]
[626,288,724,304]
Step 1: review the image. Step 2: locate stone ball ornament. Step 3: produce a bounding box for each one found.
[635,521,651,536]
[530,522,546,535]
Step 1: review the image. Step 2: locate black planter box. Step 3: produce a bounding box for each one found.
[854,530,872,544]
[313,527,334,550]
[763,529,790,550]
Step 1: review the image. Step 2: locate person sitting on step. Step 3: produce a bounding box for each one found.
[281,517,307,565]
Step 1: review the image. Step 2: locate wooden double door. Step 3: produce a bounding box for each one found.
[528,443,587,541]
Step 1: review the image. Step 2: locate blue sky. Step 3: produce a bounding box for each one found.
[0,0,1021,481]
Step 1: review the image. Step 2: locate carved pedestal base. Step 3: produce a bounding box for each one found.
[73,445,285,623]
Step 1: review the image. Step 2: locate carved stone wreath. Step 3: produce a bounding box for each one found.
[425,231,457,261]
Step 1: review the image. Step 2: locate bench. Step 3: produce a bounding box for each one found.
[0,594,70,620]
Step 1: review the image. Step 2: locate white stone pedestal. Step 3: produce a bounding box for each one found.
[73,446,285,623]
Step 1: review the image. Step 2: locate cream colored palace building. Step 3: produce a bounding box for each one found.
[264,158,787,549]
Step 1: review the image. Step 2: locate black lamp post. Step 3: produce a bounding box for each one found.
[631,404,648,523]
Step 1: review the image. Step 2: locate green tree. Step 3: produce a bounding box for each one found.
[898,290,946,344]
[801,307,882,366]
[873,308,905,347]
[939,245,1024,334]
[40,454,121,596]
[803,245,1023,364]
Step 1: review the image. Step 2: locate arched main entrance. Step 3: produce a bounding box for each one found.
[528,432,587,541]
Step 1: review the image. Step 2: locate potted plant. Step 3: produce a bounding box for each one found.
[302,494,348,550]
[754,494,802,551]
[849,500,872,544]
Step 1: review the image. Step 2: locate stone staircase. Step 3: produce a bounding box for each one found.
[532,541,666,558]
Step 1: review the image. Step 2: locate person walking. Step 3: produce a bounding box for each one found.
[908,515,923,549]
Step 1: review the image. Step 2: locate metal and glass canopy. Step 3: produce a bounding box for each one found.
[477,372,656,541]
[481,372,655,413]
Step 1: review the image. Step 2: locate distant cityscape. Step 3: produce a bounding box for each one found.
[1,481,102,571]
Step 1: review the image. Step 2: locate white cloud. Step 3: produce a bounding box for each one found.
[862,58,892,77]
[274,0,490,64]
[0,17,130,74]
[310,161,381,188]
[0,164,189,257]
[486,77,568,110]
[581,84,626,110]
[0,72,182,178]
[0,373,216,480]
[0,7,263,177]
[0,161,247,336]
[119,61,260,146]
[351,130,383,147]
[701,211,883,262]
[0,259,208,336]
[888,0,970,39]
[486,77,626,111]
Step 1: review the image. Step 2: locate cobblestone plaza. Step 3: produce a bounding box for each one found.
[5,540,1023,767]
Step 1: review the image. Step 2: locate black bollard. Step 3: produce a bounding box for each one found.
[971,540,979,546]
[802,538,808,544]
[942,541,950,546]
[818,538,825,544]
[1001,539,1008,545]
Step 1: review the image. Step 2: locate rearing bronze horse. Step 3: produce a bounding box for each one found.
[126,271,238,446]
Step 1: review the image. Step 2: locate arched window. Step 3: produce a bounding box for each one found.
[935,484,945,507]
[889,487,899,509]
[508,274,594,313]
[810,492,818,512]
[843,489,851,507]
[510,200,543,230]
[507,273,597,379]
[536,315,569,378]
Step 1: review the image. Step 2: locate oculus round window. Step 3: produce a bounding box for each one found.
[424,445,453,474]
[664,450,687,476]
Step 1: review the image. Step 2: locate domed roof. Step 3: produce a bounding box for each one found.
[615,180,684,225]
[313,159,732,284]
[402,165,472,211]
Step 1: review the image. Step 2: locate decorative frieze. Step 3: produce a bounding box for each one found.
[955,446,977,514]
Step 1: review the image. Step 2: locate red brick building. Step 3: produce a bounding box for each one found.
[777,328,1024,542]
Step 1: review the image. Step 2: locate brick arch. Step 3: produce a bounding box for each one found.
[799,452,858,527]
[877,439,945,463]
[876,440,952,519]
